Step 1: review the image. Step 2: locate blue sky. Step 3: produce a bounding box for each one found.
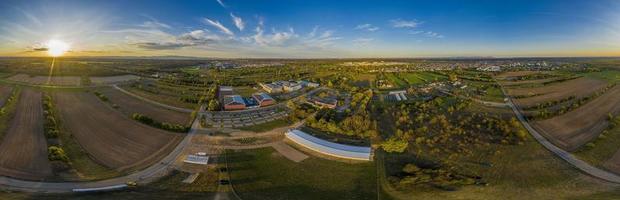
[1,0,619,58]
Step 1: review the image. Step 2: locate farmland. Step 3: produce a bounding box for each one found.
[505,77,603,97]
[0,85,12,106]
[532,86,620,151]
[97,87,190,125]
[52,91,183,171]
[512,78,608,108]
[7,74,81,86]
[0,89,52,180]
[89,75,140,85]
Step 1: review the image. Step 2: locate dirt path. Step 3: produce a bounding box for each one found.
[0,89,52,180]
[271,142,308,162]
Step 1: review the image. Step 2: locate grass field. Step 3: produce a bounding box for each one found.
[380,138,618,200]
[385,73,407,88]
[121,84,199,110]
[228,148,377,200]
[584,70,620,83]
[238,118,292,132]
[235,86,258,96]
[401,73,426,85]
[576,122,620,168]
[480,86,504,102]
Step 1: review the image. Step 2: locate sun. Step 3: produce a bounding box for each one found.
[46,40,70,57]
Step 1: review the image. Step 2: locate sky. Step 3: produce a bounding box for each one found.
[1,0,620,58]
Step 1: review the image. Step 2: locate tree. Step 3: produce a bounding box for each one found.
[207,99,220,111]
[48,146,69,162]
[381,137,409,153]
[402,164,421,174]
[449,73,458,82]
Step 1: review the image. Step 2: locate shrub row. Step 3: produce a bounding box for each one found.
[42,95,70,163]
[132,113,189,133]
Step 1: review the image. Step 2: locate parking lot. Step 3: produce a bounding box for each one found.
[204,105,289,128]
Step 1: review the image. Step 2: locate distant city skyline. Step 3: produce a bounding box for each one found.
[1,0,620,58]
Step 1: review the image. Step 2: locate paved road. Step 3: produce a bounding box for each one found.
[0,108,203,193]
[499,86,620,183]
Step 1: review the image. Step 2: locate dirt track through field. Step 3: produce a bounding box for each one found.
[99,87,190,125]
[533,86,620,151]
[53,91,183,171]
[0,89,52,180]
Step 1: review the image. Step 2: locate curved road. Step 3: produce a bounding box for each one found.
[0,109,203,193]
[499,85,620,183]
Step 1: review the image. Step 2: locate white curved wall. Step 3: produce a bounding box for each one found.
[285,129,372,161]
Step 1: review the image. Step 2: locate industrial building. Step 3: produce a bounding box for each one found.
[260,80,318,93]
[223,95,246,110]
[253,93,276,107]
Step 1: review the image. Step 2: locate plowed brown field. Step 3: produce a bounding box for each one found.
[0,89,52,180]
[53,91,182,171]
[513,79,607,108]
[533,86,620,151]
[506,77,606,97]
[0,85,12,106]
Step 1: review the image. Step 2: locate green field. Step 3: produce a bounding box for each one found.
[584,70,620,83]
[227,148,377,200]
[391,72,447,87]
[385,73,407,88]
[238,118,292,132]
[234,86,258,96]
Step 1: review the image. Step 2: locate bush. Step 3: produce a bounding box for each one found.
[48,146,69,162]
[94,91,108,102]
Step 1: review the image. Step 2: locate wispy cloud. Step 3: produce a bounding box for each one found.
[390,19,422,28]
[139,20,171,29]
[132,42,188,50]
[203,18,234,35]
[355,24,379,32]
[216,0,226,8]
[230,13,244,31]
[247,19,340,49]
[409,30,444,38]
